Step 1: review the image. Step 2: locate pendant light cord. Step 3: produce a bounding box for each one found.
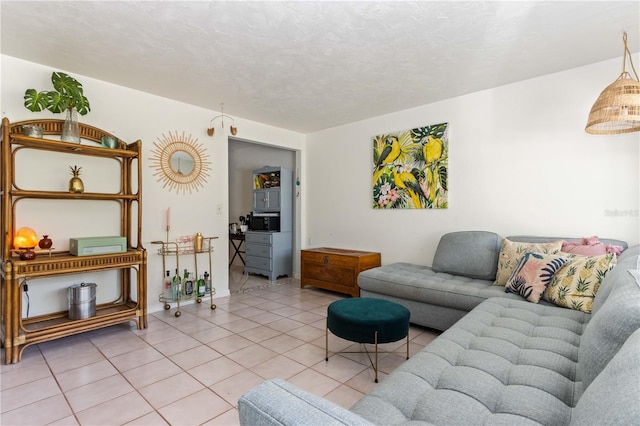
[621,32,639,81]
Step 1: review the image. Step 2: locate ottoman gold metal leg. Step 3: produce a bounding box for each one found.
[375,331,379,383]
[407,334,410,359]
[325,319,329,362]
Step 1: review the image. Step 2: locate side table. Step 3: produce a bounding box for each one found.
[229,232,246,267]
[301,247,381,297]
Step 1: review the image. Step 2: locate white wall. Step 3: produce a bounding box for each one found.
[1,55,305,315]
[304,57,640,266]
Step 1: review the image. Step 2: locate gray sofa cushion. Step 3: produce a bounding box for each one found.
[618,243,640,262]
[358,263,525,313]
[432,231,501,280]
[577,254,640,389]
[570,328,640,426]
[350,297,590,425]
[238,378,374,426]
[591,247,640,315]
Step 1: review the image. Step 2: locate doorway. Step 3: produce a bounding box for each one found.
[228,138,301,294]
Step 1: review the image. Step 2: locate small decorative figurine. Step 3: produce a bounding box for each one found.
[69,165,84,193]
[20,248,36,261]
[38,235,53,249]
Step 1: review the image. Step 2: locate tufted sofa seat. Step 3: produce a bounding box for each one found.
[350,298,590,424]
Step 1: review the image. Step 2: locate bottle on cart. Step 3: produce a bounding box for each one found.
[204,271,211,292]
[183,269,194,296]
[171,269,181,301]
[163,270,172,300]
[197,275,206,297]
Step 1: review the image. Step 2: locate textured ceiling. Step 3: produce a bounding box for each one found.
[1,1,639,133]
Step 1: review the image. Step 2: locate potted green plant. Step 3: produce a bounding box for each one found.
[23,72,91,143]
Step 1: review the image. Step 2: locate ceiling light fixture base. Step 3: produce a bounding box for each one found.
[207,103,238,136]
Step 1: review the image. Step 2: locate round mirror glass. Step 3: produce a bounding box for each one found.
[170,151,195,176]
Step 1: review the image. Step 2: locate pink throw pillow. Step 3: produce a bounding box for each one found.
[505,252,569,303]
[561,236,624,256]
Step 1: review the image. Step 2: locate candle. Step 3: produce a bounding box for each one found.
[166,207,171,229]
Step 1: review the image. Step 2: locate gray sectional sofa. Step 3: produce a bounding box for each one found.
[238,231,640,425]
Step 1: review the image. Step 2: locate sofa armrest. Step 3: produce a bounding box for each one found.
[238,379,374,426]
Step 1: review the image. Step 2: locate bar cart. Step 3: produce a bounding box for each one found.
[151,236,218,317]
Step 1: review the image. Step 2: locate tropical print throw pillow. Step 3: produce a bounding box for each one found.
[494,239,564,286]
[505,252,569,303]
[543,253,617,313]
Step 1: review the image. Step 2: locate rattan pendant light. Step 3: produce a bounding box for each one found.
[586,32,640,135]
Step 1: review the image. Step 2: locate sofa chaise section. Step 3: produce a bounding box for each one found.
[358,231,628,331]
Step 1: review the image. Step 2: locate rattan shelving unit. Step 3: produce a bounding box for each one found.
[0,118,147,364]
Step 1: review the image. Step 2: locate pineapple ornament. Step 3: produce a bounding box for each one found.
[69,165,84,193]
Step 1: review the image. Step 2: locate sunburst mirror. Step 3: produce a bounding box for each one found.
[149,131,211,195]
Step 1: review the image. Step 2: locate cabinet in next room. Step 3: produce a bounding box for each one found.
[245,166,292,280]
[253,188,280,212]
[244,231,292,281]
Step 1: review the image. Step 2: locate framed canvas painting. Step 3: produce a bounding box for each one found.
[372,122,448,209]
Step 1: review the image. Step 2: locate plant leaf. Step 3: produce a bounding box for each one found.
[45,91,69,114]
[438,165,448,191]
[74,95,91,115]
[51,72,82,98]
[51,72,91,114]
[23,89,48,112]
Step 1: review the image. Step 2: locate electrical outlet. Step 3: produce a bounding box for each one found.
[216,204,223,215]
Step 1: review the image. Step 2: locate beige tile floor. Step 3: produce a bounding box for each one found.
[0,269,439,425]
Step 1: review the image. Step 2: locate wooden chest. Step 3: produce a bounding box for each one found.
[301,248,381,297]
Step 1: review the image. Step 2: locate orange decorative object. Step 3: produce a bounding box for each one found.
[13,227,39,249]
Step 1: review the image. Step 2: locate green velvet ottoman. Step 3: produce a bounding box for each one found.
[326,298,410,382]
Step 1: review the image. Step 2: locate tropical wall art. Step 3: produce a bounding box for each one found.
[372,122,448,209]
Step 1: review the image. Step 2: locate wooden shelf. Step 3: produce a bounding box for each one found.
[22,301,139,333]
[7,118,140,159]
[10,134,140,158]
[1,118,147,364]
[10,190,139,200]
[3,249,145,279]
